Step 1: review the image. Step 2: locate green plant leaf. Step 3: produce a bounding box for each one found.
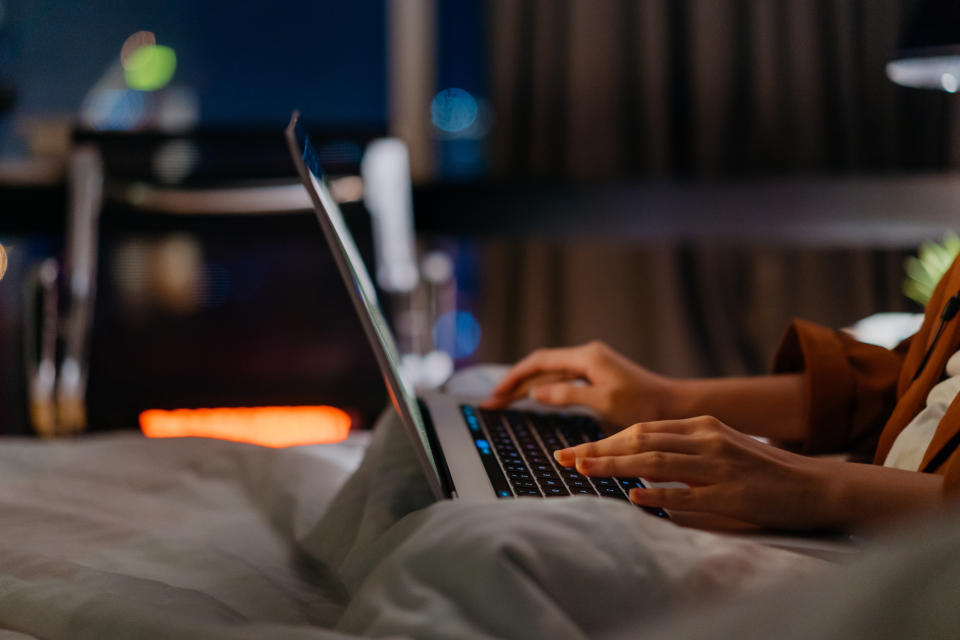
[904,231,960,305]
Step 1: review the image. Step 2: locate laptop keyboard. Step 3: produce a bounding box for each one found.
[461,406,668,518]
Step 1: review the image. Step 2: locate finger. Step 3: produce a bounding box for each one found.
[516,373,582,402]
[529,381,596,407]
[575,452,711,484]
[629,486,707,512]
[488,347,591,398]
[480,372,578,409]
[554,420,703,465]
[554,433,696,466]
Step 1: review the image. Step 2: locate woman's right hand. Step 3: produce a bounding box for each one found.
[480,341,680,430]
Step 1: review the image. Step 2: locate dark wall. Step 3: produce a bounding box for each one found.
[0,0,386,130]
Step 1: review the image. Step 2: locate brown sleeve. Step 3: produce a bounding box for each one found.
[772,319,904,457]
[942,454,960,497]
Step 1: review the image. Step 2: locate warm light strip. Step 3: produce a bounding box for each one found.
[139,406,351,447]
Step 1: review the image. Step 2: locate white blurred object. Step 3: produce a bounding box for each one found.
[443,364,510,397]
[844,312,924,349]
[56,145,104,435]
[421,250,454,285]
[400,350,456,391]
[421,350,455,388]
[399,353,424,390]
[361,138,419,293]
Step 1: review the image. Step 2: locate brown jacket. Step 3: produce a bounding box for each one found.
[773,254,960,496]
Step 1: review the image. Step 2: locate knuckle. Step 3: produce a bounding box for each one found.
[696,415,722,431]
[677,488,696,506]
[646,451,666,470]
[631,430,647,451]
[586,340,609,361]
[702,431,725,452]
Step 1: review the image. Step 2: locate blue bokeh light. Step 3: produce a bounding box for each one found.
[433,310,482,359]
[430,88,478,133]
[87,89,146,131]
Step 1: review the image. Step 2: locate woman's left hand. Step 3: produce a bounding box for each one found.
[554,415,830,530]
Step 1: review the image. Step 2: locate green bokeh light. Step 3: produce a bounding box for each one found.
[124,45,177,91]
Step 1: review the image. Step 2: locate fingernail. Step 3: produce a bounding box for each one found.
[628,488,641,503]
[553,449,572,464]
[575,457,591,472]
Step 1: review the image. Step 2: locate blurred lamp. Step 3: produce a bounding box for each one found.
[887,0,960,92]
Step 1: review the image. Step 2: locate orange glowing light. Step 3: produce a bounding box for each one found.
[139,406,351,447]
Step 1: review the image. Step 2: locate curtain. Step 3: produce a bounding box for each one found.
[487,0,959,179]
[472,242,916,377]
[471,1,948,375]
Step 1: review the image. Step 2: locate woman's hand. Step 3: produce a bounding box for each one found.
[481,341,678,429]
[554,415,831,530]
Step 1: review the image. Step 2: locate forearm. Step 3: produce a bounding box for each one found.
[811,458,944,530]
[666,373,807,442]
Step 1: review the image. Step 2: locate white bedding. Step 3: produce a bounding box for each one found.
[0,429,370,639]
[1,411,960,639]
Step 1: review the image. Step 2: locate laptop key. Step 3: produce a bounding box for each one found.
[571,487,598,495]
[461,405,514,501]
[544,486,570,497]
[598,486,627,499]
[515,488,542,497]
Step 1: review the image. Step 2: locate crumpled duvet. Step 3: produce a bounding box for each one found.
[2,411,960,639]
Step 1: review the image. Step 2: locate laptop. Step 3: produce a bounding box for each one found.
[286,111,669,515]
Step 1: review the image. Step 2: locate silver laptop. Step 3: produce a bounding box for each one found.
[285,111,671,513]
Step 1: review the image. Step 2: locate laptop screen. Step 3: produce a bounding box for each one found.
[286,115,442,489]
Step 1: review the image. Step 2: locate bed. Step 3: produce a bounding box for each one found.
[1,409,959,639]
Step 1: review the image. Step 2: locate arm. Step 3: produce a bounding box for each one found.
[482,341,808,441]
[668,374,807,443]
[814,459,944,529]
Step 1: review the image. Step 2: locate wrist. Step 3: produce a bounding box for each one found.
[802,456,846,530]
[655,377,687,420]
[660,377,707,421]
